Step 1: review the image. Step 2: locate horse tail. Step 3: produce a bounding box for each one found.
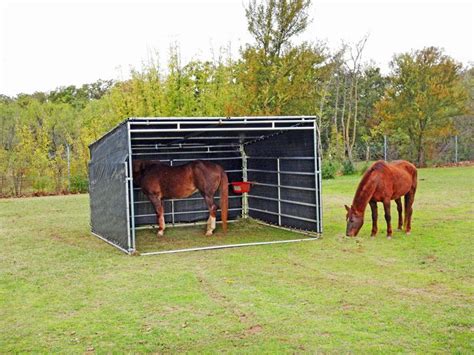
[220,169,229,233]
[412,165,418,192]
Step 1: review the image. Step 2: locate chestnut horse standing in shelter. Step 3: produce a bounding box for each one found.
[133,160,228,237]
[345,160,417,238]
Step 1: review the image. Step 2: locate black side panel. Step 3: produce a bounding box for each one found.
[89,124,130,251]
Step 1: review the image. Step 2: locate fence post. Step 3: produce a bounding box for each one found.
[455,135,458,163]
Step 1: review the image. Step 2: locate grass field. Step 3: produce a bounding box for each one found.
[1,167,473,352]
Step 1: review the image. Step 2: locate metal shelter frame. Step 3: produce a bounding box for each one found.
[89,116,323,255]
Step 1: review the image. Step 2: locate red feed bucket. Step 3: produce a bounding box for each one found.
[230,181,252,194]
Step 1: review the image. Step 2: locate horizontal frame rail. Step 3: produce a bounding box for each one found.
[247,168,315,176]
[130,119,315,126]
[133,195,242,203]
[252,181,316,192]
[131,144,241,150]
[132,150,240,156]
[139,238,318,256]
[131,136,264,141]
[91,232,132,254]
[247,156,314,160]
[248,194,317,208]
[134,207,242,219]
[135,219,238,230]
[248,207,318,224]
[130,126,314,134]
[130,116,316,121]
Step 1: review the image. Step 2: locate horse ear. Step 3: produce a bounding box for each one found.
[132,160,144,173]
[344,205,350,212]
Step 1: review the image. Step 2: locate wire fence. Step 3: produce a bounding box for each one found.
[353,135,473,164]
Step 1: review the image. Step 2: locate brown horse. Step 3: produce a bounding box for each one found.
[133,160,228,237]
[345,160,417,238]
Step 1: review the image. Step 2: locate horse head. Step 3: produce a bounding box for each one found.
[132,160,161,186]
[345,205,364,237]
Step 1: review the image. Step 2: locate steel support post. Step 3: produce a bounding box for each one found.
[277,158,281,226]
[126,121,136,252]
[240,143,249,219]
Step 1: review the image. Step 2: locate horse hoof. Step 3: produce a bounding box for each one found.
[157,230,164,237]
[205,231,213,237]
[387,235,392,240]
[406,232,411,236]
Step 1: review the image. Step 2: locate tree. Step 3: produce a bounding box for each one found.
[339,36,368,164]
[238,43,327,115]
[241,0,331,115]
[245,0,311,59]
[376,47,467,166]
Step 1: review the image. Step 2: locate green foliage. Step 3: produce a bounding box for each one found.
[245,0,311,58]
[70,175,89,193]
[341,159,355,175]
[32,176,51,192]
[376,47,468,166]
[322,159,339,179]
[0,3,470,196]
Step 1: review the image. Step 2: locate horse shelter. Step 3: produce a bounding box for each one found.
[88,116,323,255]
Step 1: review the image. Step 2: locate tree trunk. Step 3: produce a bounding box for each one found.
[340,77,347,157]
[350,75,359,161]
[333,77,340,133]
[416,133,426,167]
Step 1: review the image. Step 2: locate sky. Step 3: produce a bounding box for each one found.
[0,0,472,97]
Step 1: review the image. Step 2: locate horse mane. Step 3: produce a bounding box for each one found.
[352,161,387,213]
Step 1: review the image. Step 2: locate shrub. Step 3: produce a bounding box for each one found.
[70,175,89,193]
[32,176,51,192]
[322,160,339,179]
[342,160,356,175]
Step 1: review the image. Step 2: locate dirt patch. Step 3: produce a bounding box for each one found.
[246,324,263,335]
[0,191,85,199]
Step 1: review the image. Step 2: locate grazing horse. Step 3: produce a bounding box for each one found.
[345,160,417,238]
[133,160,228,237]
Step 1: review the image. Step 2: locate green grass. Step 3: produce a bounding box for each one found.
[1,167,473,352]
[136,219,315,253]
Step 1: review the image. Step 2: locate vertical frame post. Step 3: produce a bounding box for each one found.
[124,162,132,254]
[314,122,323,234]
[277,158,281,226]
[240,143,249,219]
[170,159,175,225]
[126,121,136,252]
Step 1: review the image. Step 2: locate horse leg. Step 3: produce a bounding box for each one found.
[148,194,165,237]
[369,200,378,237]
[395,198,403,230]
[383,199,393,238]
[204,195,218,236]
[404,191,415,235]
